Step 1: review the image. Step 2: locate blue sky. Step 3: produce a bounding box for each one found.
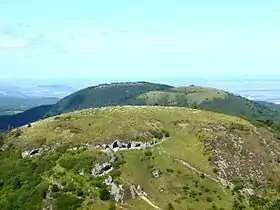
[1,0,280,80]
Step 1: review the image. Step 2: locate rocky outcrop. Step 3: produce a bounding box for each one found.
[21,143,60,158]
[42,185,53,210]
[151,169,160,178]
[104,175,149,204]
[101,138,160,152]
[104,175,124,203]
[92,151,116,176]
[199,123,280,189]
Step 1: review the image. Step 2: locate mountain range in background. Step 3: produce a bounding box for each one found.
[1,77,280,103]
[1,80,280,131]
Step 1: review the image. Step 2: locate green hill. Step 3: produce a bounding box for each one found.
[0,96,59,115]
[0,105,53,131]
[48,82,280,123]
[48,82,172,115]
[1,106,280,209]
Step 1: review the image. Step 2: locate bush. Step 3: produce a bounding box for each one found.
[99,186,110,201]
[276,185,280,193]
[108,203,116,210]
[165,202,175,210]
[144,150,153,157]
[64,182,76,193]
[109,170,121,179]
[112,158,126,169]
[249,195,268,208]
[206,197,212,202]
[268,199,280,210]
[52,184,60,192]
[232,200,245,210]
[162,130,170,137]
[76,189,84,197]
[53,192,82,210]
[213,168,219,174]
[13,129,23,137]
[150,130,164,139]
[166,168,174,173]
[0,134,4,147]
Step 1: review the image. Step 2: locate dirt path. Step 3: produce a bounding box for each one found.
[138,195,161,210]
[177,159,220,183]
[119,177,162,210]
[163,152,232,188]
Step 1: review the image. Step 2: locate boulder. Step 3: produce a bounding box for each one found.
[152,169,160,178]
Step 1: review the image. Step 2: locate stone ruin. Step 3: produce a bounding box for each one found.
[101,138,159,152]
[91,151,116,176]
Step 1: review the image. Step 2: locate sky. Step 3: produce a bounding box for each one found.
[1,0,280,80]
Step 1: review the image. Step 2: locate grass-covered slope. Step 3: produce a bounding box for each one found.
[48,82,280,123]
[0,96,59,115]
[137,85,280,122]
[48,82,172,115]
[0,105,52,131]
[1,106,280,210]
[136,85,228,106]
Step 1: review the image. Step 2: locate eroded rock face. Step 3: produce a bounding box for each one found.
[104,175,124,203]
[22,148,43,158]
[101,137,162,152]
[92,152,116,176]
[21,144,58,158]
[199,123,280,188]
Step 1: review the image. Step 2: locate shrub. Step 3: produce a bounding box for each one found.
[232,200,246,210]
[112,158,126,169]
[166,168,174,173]
[165,202,175,210]
[0,134,4,147]
[76,189,84,197]
[109,170,121,179]
[144,150,153,157]
[61,181,67,186]
[150,130,164,139]
[13,129,23,137]
[108,203,116,210]
[52,184,60,192]
[162,129,170,137]
[99,186,110,201]
[53,192,82,210]
[213,168,219,174]
[206,197,212,202]
[267,199,280,210]
[276,185,280,193]
[183,185,190,191]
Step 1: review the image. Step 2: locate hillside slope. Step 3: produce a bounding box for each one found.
[49,83,280,123]
[1,106,280,210]
[0,105,52,131]
[48,82,172,115]
[0,96,59,115]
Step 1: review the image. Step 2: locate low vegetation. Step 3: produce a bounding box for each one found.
[0,106,280,209]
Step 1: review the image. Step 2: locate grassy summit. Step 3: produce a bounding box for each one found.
[2,82,280,132]
[48,82,172,115]
[48,82,280,123]
[137,86,228,106]
[2,106,280,209]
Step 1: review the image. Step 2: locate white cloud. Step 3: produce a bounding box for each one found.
[0,39,27,48]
